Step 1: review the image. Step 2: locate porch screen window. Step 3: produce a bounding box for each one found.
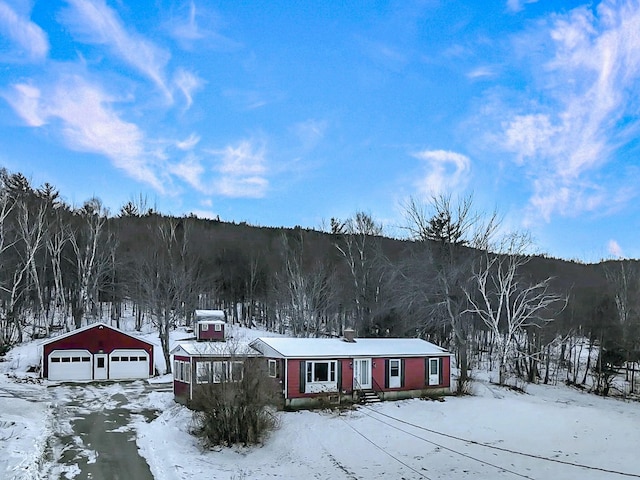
[306,361,336,383]
[174,360,191,383]
[229,361,243,382]
[197,361,211,384]
[212,361,224,383]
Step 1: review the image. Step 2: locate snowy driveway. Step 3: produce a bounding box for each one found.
[42,381,167,480]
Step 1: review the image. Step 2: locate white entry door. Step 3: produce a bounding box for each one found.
[94,354,108,380]
[428,358,440,386]
[353,358,371,389]
[389,359,401,388]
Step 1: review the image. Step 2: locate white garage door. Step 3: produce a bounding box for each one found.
[48,349,93,381]
[109,349,150,380]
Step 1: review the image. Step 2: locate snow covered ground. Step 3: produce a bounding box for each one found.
[2,322,640,480]
[134,379,640,480]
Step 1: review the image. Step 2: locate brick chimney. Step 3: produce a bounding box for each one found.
[343,328,356,343]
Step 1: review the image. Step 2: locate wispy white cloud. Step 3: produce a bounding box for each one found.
[608,239,623,257]
[292,119,327,149]
[209,140,268,198]
[412,149,471,196]
[168,153,205,191]
[5,75,164,191]
[506,0,539,13]
[0,1,49,60]
[176,133,200,151]
[500,0,640,222]
[167,1,240,51]
[467,66,497,79]
[3,83,44,126]
[173,68,203,109]
[62,0,172,100]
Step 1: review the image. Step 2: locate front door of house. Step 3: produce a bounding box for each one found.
[353,358,371,389]
[94,354,108,380]
[428,358,440,386]
[389,359,401,388]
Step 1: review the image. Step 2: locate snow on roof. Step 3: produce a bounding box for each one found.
[197,319,226,325]
[250,337,449,359]
[194,309,225,318]
[170,340,259,357]
[40,322,155,347]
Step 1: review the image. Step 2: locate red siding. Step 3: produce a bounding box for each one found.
[43,324,154,378]
[372,358,386,390]
[173,379,190,398]
[284,355,451,399]
[173,355,191,401]
[442,355,451,387]
[197,323,224,341]
[341,359,353,392]
[287,359,301,398]
[403,357,426,389]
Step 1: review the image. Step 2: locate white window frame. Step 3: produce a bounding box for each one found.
[197,361,211,384]
[214,323,222,332]
[268,359,278,378]
[201,323,209,331]
[174,360,191,383]
[306,360,337,384]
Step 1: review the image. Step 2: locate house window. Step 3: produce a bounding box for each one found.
[174,360,191,383]
[197,361,211,384]
[201,323,209,331]
[212,361,224,383]
[306,361,336,383]
[214,323,222,332]
[268,359,278,378]
[184,362,191,383]
[229,361,243,382]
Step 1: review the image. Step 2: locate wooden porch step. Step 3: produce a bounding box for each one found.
[361,390,381,404]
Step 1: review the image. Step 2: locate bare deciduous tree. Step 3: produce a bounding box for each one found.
[465,234,566,385]
[332,212,384,335]
[134,217,201,373]
[400,194,498,390]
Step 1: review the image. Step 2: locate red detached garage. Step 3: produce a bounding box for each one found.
[41,323,154,381]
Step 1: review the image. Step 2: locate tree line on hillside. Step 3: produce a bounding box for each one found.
[0,168,638,396]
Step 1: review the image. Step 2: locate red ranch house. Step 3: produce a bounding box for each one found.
[249,334,451,409]
[41,323,154,381]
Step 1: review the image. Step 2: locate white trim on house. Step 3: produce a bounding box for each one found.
[304,360,338,394]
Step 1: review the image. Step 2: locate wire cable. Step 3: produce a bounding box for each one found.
[339,416,433,480]
[362,404,640,478]
[356,408,535,480]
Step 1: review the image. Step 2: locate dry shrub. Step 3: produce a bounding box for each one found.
[191,357,280,447]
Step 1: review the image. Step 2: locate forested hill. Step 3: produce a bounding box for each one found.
[1,168,637,391]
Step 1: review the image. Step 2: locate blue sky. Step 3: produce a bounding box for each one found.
[1,0,639,262]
